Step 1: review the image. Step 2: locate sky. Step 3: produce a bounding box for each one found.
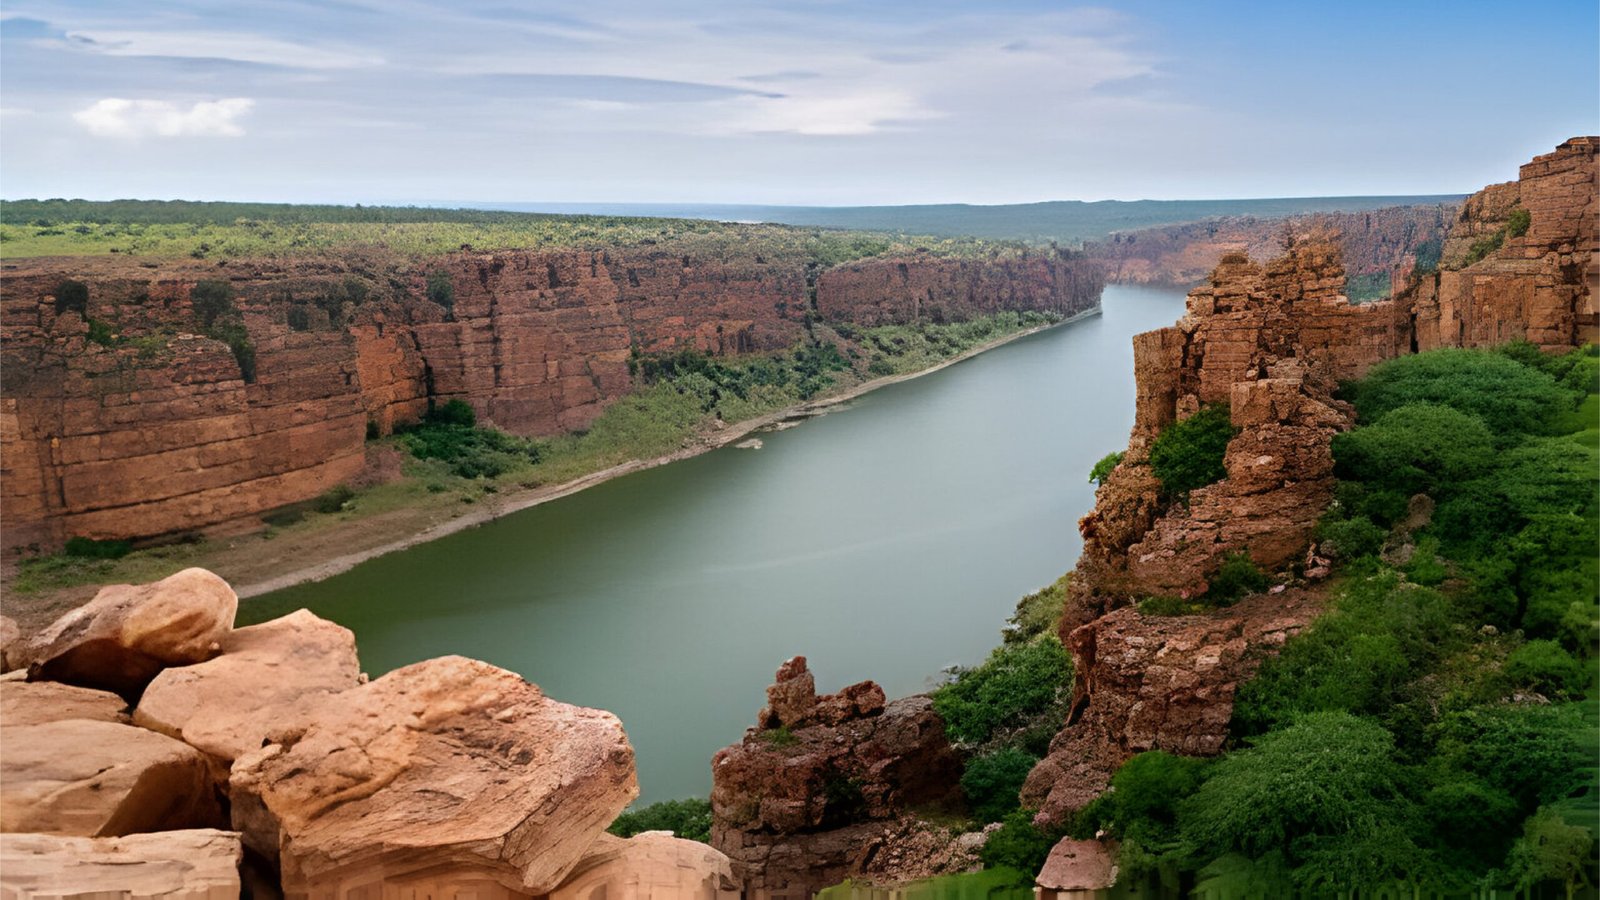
[1,0,1595,205]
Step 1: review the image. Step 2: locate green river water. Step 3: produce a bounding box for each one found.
[240,284,1187,805]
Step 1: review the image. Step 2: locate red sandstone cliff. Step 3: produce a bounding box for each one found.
[1022,137,1597,823]
[0,244,1101,552]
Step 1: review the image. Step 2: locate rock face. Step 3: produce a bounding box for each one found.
[1,678,129,726]
[710,659,962,898]
[228,654,638,899]
[1026,139,1597,824]
[0,829,243,900]
[550,833,739,900]
[19,567,236,698]
[0,718,224,836]
[1084,203,1455,291]
[134,608,362,762]
[1,244,1102,553]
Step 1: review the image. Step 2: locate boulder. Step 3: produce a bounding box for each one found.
[0,614,20,671]
[0,719,224,836]
[757,656,886,730]
[1,678,128,726]
[1037,838,1118,894]
[229,655,637,898]
[134,608,361,762]
[550,833,738,900]
[20,568,236,697]
[0,829,242,900]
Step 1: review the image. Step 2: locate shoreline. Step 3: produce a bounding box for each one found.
[235,304,1102,599]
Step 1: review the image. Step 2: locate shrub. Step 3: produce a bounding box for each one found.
[86,318,117,346]
[1005,575,1068,645]
[1316,514,1386,560]
[1331,403,1497,497]
[980,808,1066,874]
[63,536,133,559]
[54,279,88,316]
[190,280,237,328]
[1148,404,1235,498]
[932,636,1072,745]
[426,270,455,317]
[1088,450,1123,486]
[760,726,798,747]
[427,398,477,427]
[314,484,356,514]
[1506,207,1531,239]
[1347,349,1571,440]
[1206,551,1269,604]
[1503,640,1586,697]
[961,748,1038,823]
[1428,703,1590,810]
[607,798,712,842]
[398,419,542,479]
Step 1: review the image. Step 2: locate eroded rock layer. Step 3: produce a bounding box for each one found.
[1025,137,1597,823]
[1,245,1100,551]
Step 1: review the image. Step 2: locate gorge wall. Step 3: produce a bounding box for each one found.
[1083,202,1457,291]
[1022,137,1597,822]
[0,245,1102,553]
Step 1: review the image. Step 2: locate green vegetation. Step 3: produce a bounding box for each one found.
[981,808,1068,874]
[63,536,133,560]
[606,798,712,842]
[1073,344,1599,894]
[1148,403,1236,499]
[425,270,455,318]
[1203,551,1270,604]
[53,279,88,316]
[961,748,1038,823]
[1456,207,1528,269]
[932,636,1072,746]
[1088,450,1123,485]
[397,400,543,479]
[1411,236,1444,276]
[1507,207,1532,239]
[1004,575,1069,646]
[1343,272,1391,302]
[188,280,258,382]
[847,310,1062,377]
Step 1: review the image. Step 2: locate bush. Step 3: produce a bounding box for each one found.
[63,536,133,559]
[314,484,356,514]
[1005,575,1068,645]
[426,270,455,317]
[1148,404,1236,498]
[1503,640,1587,697]
[1317,514,1386,560]
[932,636,1072,745]
[1428,703,1590,810]
[980,808,1066,874]
[606,798,712,842]
[1331,403,1497,497]
[190,280,237,329]
[86,318,117,346]
[1347,349,1572,441]
[961,748,1038,823]
[54,279,89,316]
[1088,450,1123,486]
[427,398,477,427]
[1506,207,1531,239]
[399,419,542,479]
[1206,551,1270,603]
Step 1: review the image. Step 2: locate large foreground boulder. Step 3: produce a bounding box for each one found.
[1,678,129,726]
[1037,838,1118,896]
[0,829,242,900]
[229,655,638,898]
[135,609,362,762]
[19,568,237,697]
[0,719,224,836]
[550,833,738,900]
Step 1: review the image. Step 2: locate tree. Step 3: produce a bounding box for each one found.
[1088,450,1123,485]
[1148,404,1236,498]
[190,280,236,329]
[53,279,88,316]
[1500,808,1595,899]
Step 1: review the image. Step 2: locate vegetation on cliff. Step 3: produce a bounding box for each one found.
[1148,403,1237,499]
[1065,344,1599,895]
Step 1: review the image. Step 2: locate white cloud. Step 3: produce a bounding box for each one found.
[63,29,383,69]
[715,90,935,136]
[73,98,255,139]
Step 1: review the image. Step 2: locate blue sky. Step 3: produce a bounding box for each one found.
[1,1,1594,204]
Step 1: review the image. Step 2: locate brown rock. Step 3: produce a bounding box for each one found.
[1,679,128,726]
[228,655,637,898]
[0,829,242,900]
[550,833,738,900]
[1037,838,1118,892]
[0,719,224,836]
[20,568,236,697]
[134,608,361,762]
[0,614,20,671]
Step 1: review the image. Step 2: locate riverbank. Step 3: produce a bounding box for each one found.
[3,305,1100,631]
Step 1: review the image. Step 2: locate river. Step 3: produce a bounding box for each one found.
[240,284,1187,805]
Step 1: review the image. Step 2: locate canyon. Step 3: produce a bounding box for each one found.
[0,243,1102,554]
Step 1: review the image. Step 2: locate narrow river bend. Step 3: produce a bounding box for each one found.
[241,284,1187,804]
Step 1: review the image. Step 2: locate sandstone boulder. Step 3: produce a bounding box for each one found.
[1037,838,1118,894]
[1,678,128,726]
[757,655,886,730]
[550,833,738,900]
[0,829,241,900]
[134,608,361,762]
[0,719,224,836]
[229,654,637,898]
[1,614,20,671]
[21,568,236,697]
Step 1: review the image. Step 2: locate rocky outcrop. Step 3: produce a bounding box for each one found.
[0,829,243,900]
[1028,139,1596,824]
[133,608,362,763]
[0,718,224,836]
[550,832,739,900]
[1037,838,1118,896]
[1,243,1101,553]
[1084,203,1455,291]
[1,678,128,725]
[228,654,639,898]
[17,567,236,698]
[710,659,963,898]
[816,250,1103,326]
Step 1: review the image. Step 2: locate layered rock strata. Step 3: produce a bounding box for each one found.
[1,245,1101,552]
[0,829,244,900]
[710,658,963,899]
[1024,138,1597,824]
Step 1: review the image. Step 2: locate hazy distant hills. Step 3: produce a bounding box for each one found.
[477,196,1466,245]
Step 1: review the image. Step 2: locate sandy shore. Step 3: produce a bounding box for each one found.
[229,306,1098,598]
